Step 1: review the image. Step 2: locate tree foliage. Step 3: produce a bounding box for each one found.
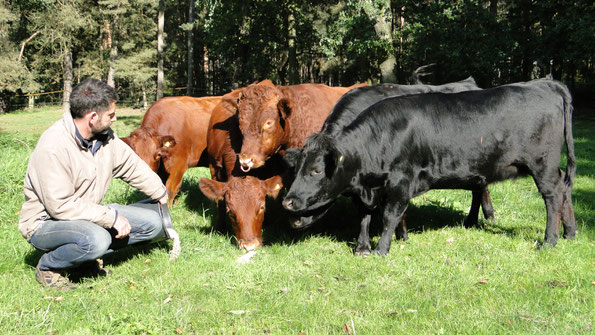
[1,0,593,111]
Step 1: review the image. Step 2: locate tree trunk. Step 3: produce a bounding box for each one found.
[363,0,396,83]
[287,4,298,85]
[106,18,118,88]
[187,0,195,96]
[156,0,165,100]
[203,45,211,95]
[63,47,73,112]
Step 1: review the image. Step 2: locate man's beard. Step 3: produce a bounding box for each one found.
[91,123,111,137]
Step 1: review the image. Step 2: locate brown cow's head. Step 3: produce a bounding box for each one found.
[236,84,291,172]
[121,128,175,172]
[199,175,282,251]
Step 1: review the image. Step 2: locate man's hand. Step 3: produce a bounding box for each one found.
[159,193,169,206]
[113,215,131,239]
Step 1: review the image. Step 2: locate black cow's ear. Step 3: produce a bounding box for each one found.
[283,148,302,170]
[324,147,342,178]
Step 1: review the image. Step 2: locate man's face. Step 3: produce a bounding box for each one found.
[91,102,117,135]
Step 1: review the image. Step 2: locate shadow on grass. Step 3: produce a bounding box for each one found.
[23,240,170,283]
[261,196,477,252]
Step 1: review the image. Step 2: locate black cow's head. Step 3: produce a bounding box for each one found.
[282,134,347,218]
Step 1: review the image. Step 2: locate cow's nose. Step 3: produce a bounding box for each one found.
[282,198,294,210]
[239,155,253,172]
[239,238,262,251]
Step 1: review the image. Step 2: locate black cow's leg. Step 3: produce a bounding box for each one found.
[355,213,372,257]
[533,172,565,247]
[464,189,483,228]
[480,187,495,221]
[374,201,408,255]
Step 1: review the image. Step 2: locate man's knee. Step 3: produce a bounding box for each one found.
[83,229,112,259]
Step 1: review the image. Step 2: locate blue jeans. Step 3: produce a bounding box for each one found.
[30,204,165,271]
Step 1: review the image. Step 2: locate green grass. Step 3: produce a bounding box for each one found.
[0,107,593,334]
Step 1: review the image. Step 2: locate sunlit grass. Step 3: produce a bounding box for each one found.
[0,108,593,334]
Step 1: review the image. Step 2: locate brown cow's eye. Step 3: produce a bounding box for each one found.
[263,120,274,130]
[259,204,265,212]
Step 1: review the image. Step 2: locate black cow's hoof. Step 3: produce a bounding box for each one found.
[355,247,371,257]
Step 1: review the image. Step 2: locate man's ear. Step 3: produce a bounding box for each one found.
[263,175,283,199]
[199,178,227,201]
[87,111,99,125]
[283,148,302,170]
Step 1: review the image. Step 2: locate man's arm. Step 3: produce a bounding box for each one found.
[28,149,118,228]
[112,137,167,201]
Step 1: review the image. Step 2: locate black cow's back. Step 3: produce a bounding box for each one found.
[338,79,573,192]
[322,78,480,136]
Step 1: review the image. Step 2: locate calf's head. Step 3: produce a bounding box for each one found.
[122,128,175,172]
[282,134,346,215]
[236,85,292,172]
[199,175,283,251]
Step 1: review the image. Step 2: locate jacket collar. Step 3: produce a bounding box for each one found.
[61,111,114,152]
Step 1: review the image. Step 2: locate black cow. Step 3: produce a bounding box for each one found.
[283,79,576,255]
[284,77,495,255]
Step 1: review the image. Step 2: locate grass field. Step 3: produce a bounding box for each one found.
[0,106,593,334]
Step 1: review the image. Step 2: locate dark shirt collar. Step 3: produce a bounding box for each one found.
[73,122,110,155]
[74,125,94,151]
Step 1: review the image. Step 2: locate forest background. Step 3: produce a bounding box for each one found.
[0,0,593,113]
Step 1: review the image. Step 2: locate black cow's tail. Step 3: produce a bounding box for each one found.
[561,84,576,189]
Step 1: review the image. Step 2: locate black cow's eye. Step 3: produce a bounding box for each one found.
[311,168,322,176]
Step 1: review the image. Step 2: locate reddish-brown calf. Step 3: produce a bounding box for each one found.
[200,81,364,250]
[122,96,220,206]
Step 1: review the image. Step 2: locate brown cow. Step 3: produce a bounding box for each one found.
[199,81,283,250]
[199,81,364,250]
[122,96,221,205]
[236,83,366,171]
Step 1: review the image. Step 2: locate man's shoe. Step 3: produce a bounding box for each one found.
[35,261,76,291]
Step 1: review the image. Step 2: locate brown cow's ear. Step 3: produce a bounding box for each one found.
[199,178,227,201]
[257,79,275,87]
[277,98,292,120]
[263,175,283,199]
[160,136,176,149]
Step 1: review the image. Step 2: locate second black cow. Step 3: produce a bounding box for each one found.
[284,78,495,255]
[283,79,576,255]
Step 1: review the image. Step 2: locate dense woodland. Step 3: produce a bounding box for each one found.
[0,0,593,113]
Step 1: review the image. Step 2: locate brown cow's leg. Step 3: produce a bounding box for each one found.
[480,187,495,221]
[165,167,187,206]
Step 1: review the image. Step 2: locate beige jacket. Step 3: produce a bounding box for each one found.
[19,111,166,241]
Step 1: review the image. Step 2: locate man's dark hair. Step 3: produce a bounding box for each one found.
[69,78,119,119]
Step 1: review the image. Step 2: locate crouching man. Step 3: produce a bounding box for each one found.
[18,78,169,290]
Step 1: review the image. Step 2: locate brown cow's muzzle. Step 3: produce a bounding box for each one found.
[238,154,264,172]
[238,238,262,251]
